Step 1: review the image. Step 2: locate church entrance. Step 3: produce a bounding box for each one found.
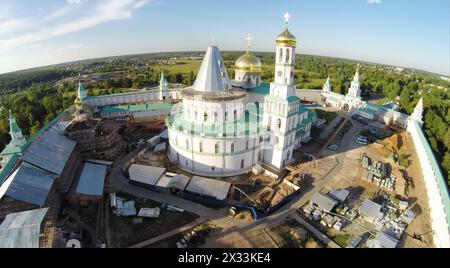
[343,103,350,111]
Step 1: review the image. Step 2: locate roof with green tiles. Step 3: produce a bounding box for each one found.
[0,142,23,156]
[9,115,21,133]
[358,107,378,116]
[101,102,173,114]
[166,107,263,137]
[85,87,178,100]
[366,102,409,117]
[247,83,270,95]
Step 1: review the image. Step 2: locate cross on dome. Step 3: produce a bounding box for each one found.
[245,33,254,52]
[284,12,291,24]
[210,37,216,46]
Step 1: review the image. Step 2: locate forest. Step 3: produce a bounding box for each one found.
[0,51,448,183]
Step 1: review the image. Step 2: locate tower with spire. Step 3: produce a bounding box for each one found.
[262,13,301,169]
[271,12,297,97]
[411,97,424,125]
[8,111,26,147]
[159,71,170,100]
[77,79,87,100]
[0,110,27,161]
[323,77,331,93]
[347,63,362,98]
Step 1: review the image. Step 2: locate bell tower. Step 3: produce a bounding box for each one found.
[271,12,297,98]
[263,13,301,170]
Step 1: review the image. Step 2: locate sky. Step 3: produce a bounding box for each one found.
[0,0,449,76]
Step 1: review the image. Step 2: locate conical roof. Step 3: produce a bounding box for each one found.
[193,46,232,92]
[78,81,87,99]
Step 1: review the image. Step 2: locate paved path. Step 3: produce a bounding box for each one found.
[291,213,341,248]
[205,119,359,248]
[128,217,207,248]
[106,151,235,228]
[319,114,343,140]
[110,114,362,248]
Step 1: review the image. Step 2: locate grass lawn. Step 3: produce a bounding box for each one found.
[313,109,338,123]
[151,60,202,75]
[270,219,325,248]
[333,234,351,247]
[110,192,200,247]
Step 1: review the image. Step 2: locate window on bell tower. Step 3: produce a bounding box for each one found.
[286,48,290,62]
[279,48,283,62]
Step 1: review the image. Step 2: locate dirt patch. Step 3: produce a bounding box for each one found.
[108,193,199,247]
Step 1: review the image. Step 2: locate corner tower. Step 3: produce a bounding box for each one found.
[159,71,169,100]
[8,110,26,147]
[348,64,361,98]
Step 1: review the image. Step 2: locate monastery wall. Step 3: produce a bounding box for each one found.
[407,120,450,248]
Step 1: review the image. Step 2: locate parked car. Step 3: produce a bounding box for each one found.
[356,135,368,145]
[328,144,339,151]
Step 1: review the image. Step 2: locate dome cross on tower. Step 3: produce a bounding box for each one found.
[284,12,291,25]
[245,33,254,52]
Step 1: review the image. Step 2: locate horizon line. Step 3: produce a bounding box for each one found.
[1,49,448,78]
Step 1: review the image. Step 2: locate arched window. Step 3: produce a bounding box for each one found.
[286,48,290,62]
[234,110,237,120]
[279,48,283,62]
[241,159,245,169]
[204,112,208,122]
[245,140,249,150]
[214,111,218,122]
[199,141,203,152]
[215,143,219,154]
[186,139,189,150]
[277,118,282,129]
[230,142,235,153]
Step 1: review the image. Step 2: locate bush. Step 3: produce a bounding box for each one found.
[397,154,411,168]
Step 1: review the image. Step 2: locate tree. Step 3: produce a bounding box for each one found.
[444,129,450,153]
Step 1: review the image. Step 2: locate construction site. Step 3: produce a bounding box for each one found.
[298,124,434,248]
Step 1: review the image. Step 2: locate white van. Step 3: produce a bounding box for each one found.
[356,136,368,145]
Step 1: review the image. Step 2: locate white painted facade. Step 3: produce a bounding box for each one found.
[407,119,450,248]
[167,14,313,176]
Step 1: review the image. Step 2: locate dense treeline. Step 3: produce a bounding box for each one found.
[0,69,75,94]
[0,82,76,149]
[0,52,448,183]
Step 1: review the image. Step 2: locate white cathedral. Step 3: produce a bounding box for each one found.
[166,13,315,177]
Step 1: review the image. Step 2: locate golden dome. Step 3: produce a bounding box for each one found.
[276,27,297,46]
[235,51,262,72]
[74,97,82,106]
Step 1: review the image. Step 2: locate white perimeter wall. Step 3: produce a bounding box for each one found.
[408,121,450,248]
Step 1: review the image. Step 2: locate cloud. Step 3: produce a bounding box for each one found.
[0,0,151,49]
[67,0,82,4]
[367,0,382,4]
